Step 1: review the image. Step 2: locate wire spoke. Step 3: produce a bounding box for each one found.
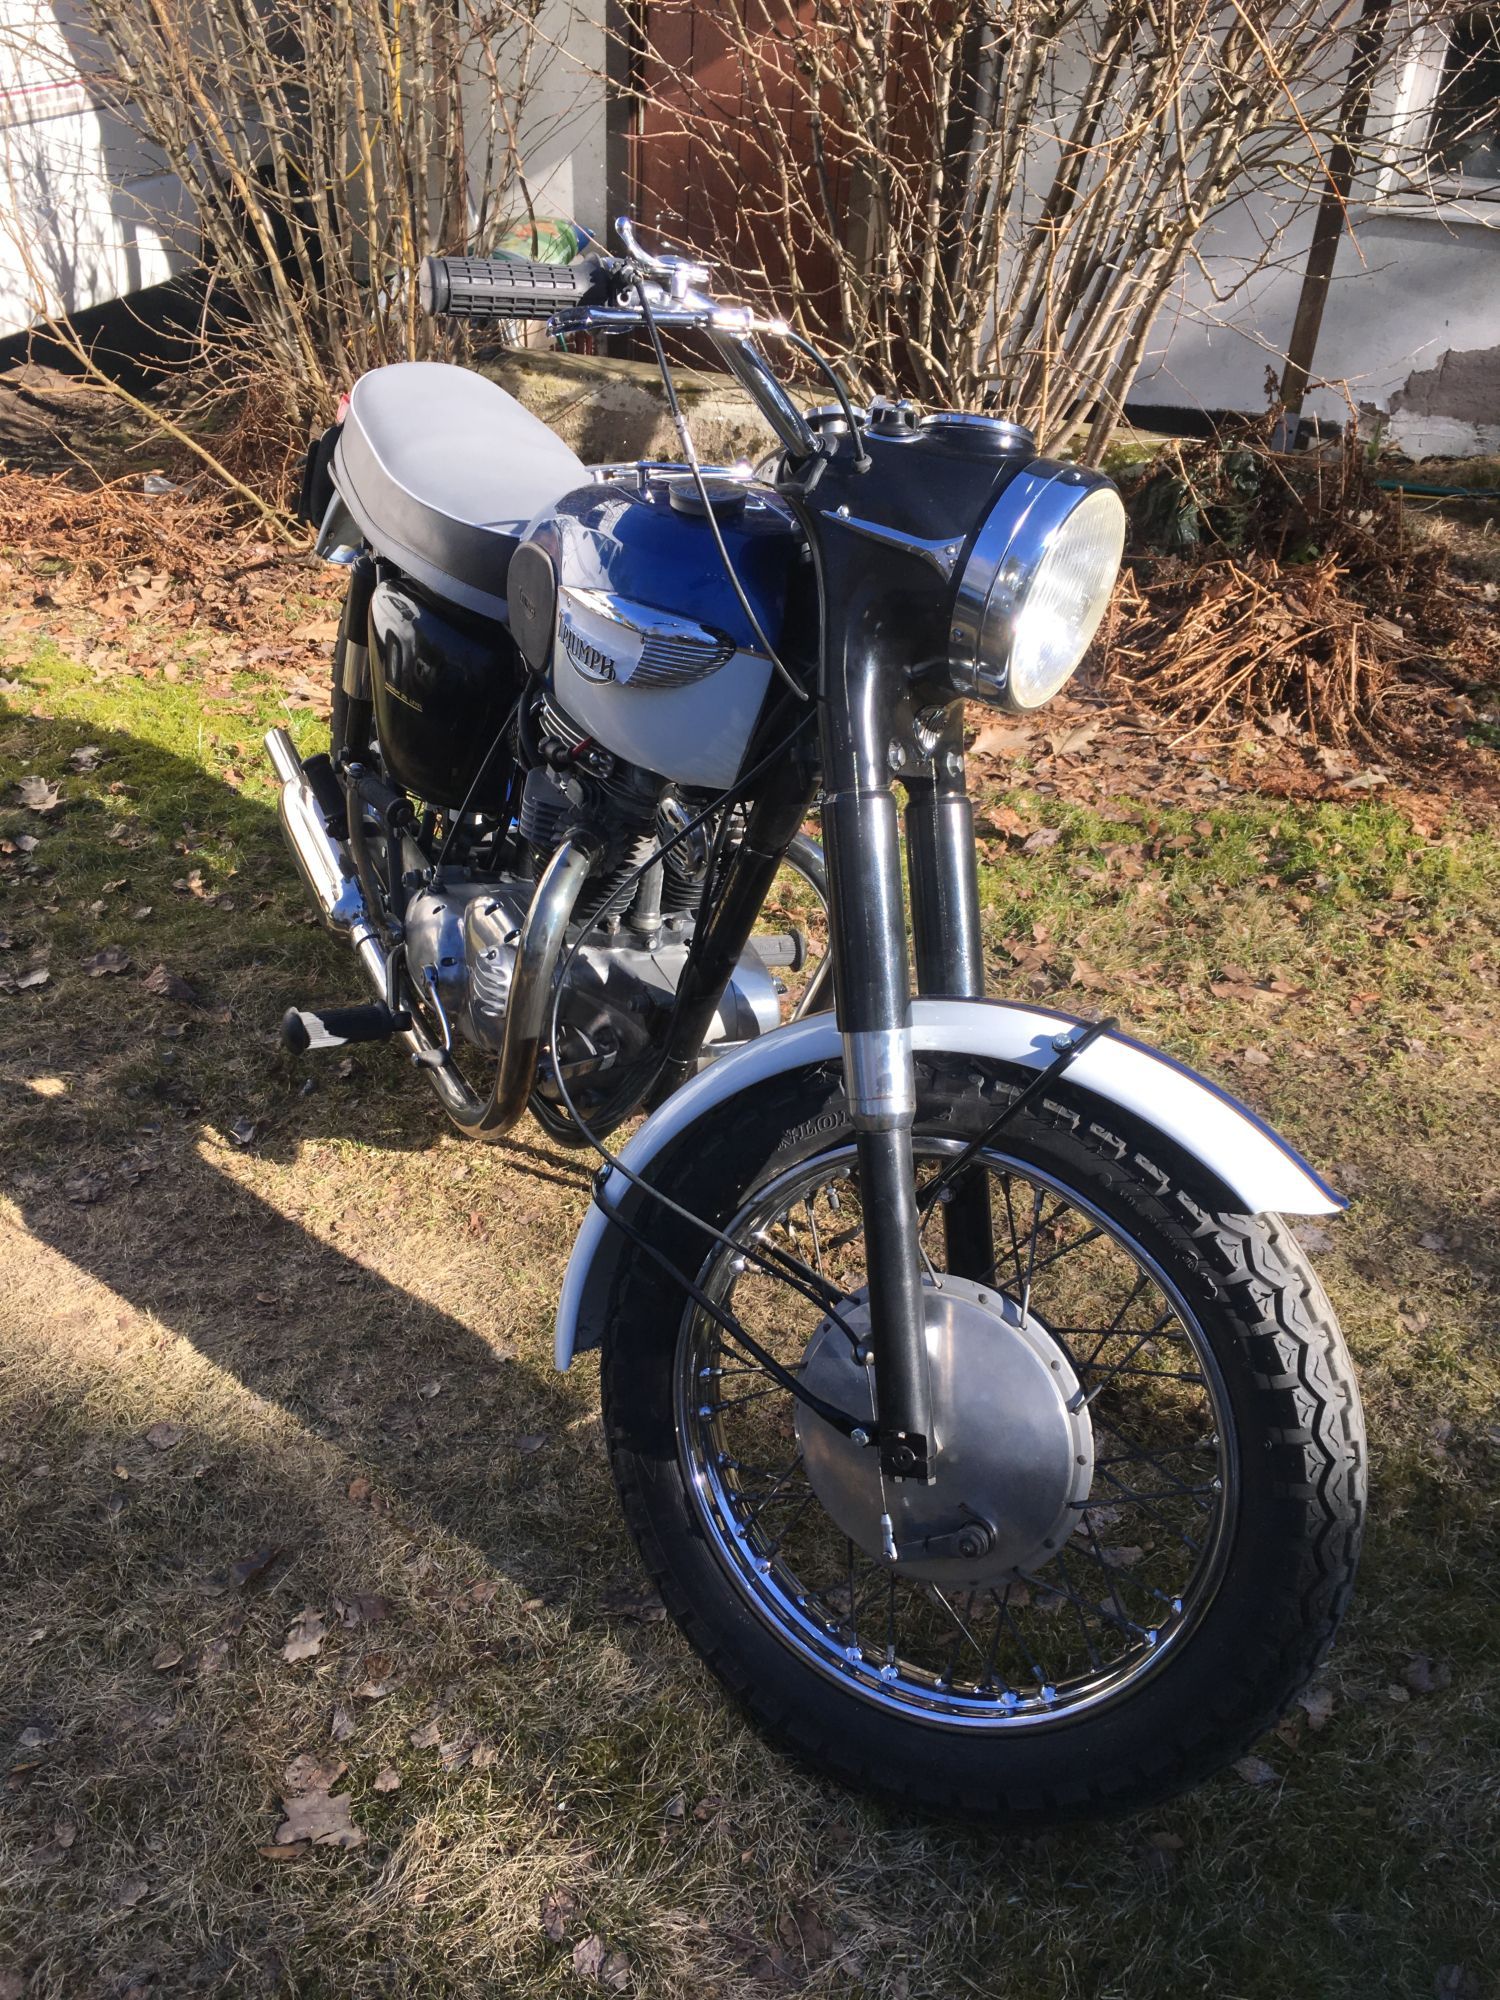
[681,1142,1230,1724]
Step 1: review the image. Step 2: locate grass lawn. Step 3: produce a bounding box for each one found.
[2,630,1498,2000]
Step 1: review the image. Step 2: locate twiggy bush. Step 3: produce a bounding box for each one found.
[630,0,1471,459]
[40,0,572,438]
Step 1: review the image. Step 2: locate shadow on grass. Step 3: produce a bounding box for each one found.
[1,701,605,1588]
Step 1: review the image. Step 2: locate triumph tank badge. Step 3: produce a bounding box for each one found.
[557,585,735,690]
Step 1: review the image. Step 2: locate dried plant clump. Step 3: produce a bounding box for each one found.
[1107,554,1406,747]
[1102,431,1463,746]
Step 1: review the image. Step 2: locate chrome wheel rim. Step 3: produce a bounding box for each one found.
[674,1139,1238,1729]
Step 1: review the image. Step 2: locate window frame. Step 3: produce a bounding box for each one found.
[1369,10,1500,221]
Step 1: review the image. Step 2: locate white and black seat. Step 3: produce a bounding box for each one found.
[328,361,585,624]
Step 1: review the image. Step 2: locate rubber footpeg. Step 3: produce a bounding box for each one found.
[281,1003,400,1054]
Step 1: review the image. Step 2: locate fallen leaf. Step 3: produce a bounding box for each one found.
[353,1678,393,1702]
[283,1753,347,1792]
[338,1593,389,1629]
[82,946,132,978]
[438,1735,473,1772]
[1232,1755,1277,1787]
[466,1579,499,1607]
[541,1886,579,1944]
[777,1897,835,1968]
[14,966,49,991]
[113,1876,149,1911]
[144,1422,182,1451]
[516,1434,547,1455]
[229,1545,282,1592]
[1299,1224,1336,1253]
[1099,1544,1145,1569]
[228,1116,259,1148]
[142,965,199,1005]
[257,1840,310,1861]
[469,1743,499,1770]
[1403,1654,1452,1696]
[409,1719,442,1750]
[68,745,103,772]
[1416,1231,1447,1252]
[346,1476,373,1504]
[692,1794,723,1823]
[291,617,341,644]
[17,1724,55,1749]
[152,1644,184,1672]
[197,1638,231,1676]
[571,1935,629,1990]
[273,1789,363,1850]
[1297,1685,1335,1731]
[1021,826,1062,854]
[329,1705,356,1743]
[969,720,1034,761]
[720,1929,798,1985]
[18,775,62,813]
[1050,716,1101,756]
[373,1767,401,1793]
[601,1583,666,1625]
[282,1609,327,1664]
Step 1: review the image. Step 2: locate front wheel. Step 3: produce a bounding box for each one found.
[600,1054,1365,1823]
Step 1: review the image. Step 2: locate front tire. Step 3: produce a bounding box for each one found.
[600,1053,1364,1823]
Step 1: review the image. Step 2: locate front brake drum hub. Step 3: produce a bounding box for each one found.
[794,1276,1094,1589]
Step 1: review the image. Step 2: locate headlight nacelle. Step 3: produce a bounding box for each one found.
[948,461,1126,713]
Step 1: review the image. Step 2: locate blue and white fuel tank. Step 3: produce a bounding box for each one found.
[508,468,804,789]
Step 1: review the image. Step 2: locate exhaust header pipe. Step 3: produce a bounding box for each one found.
[263,727,598,1143]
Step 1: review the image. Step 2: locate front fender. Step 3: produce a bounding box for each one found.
[554,998,1342,1370]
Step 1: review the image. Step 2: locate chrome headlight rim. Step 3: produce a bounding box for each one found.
[949,460,1124,713]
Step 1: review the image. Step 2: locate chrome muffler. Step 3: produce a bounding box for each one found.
[265,727,366,936]
[263,727,597,1141]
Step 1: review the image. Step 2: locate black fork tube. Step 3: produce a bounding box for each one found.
[820,595,935,1486]
[904,703,994,1280]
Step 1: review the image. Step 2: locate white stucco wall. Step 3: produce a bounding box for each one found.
[1129,14,1500,455]
[459,0,609,249]
[0,0,194,337]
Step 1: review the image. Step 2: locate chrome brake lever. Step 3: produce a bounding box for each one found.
[615,215,714,300]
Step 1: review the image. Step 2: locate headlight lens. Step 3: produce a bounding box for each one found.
[949,463,1126,712]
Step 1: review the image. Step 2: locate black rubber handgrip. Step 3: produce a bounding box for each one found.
[418,255,595,321]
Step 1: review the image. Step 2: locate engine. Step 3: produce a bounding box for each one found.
[399,684,786,1118]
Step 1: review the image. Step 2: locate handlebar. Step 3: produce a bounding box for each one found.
[415,220,823,463]
[417,254,605,321]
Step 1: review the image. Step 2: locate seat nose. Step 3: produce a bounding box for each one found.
[331,361,586,623]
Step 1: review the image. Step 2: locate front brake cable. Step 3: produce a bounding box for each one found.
[916,1016,1119,1217]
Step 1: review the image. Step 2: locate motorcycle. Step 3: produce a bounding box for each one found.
[272,221,1364,1822]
